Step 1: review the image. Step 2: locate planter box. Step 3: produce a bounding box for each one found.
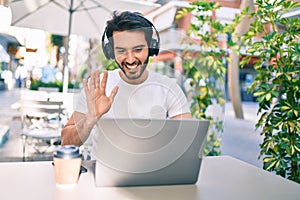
[38,87,59,92]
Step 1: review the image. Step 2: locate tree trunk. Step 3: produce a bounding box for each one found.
[228,0,255,119]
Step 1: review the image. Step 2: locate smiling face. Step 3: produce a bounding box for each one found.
[113,30,149,84]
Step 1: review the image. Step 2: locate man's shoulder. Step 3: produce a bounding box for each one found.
[105,69,120,81]
[149,71,177,85]
[107,69,120,76]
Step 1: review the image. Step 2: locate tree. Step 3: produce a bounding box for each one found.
[227,0,255,119]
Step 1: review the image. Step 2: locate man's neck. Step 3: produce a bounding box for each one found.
[119,69,149,85]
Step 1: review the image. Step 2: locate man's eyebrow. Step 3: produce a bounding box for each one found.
[134,44,146,48]
[115,44,147,50]
[115,47,125,50]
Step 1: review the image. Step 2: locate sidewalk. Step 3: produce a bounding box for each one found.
[0,89,263,167]
[221,102,263,168]
[0,88,23,161]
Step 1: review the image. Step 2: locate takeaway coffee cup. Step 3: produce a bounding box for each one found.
[53,145,82,187]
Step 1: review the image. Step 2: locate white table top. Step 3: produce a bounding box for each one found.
[0,156,299,200]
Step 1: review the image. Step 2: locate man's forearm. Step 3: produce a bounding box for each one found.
[61,113,97,146]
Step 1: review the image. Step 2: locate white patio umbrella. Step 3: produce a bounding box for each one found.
[9,0,160,92]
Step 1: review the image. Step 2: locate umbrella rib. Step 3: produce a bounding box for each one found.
[72,0,85,12]
[79,4,108,36]
[75,0,112,13]
[51,0,112,14]
[75,5,111,13]
[51,0,70,12]
[11,0,53,25]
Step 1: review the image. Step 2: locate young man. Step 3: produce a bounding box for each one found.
[61,11,192,146]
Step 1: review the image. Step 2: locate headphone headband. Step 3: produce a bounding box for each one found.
[101,14,160,60]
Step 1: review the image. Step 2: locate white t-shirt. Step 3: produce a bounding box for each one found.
[75,69,190,118]
[75,69,190,144]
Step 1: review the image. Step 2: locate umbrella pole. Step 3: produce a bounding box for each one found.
[62,61,69,93]
[62,0,74,93]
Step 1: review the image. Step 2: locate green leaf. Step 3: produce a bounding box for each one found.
[265,159,277,171]
[281,106,290,111]
[264,157,276,163]
[266,93,272,101]
[254,91,265,97]
[294,144,300,153]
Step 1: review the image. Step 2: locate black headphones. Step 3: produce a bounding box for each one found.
[101,14,160,60]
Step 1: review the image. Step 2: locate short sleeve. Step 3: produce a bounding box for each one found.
[166,80,190,118]
[74,87,88,114]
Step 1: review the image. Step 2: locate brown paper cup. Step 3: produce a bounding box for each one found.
[53,157,82,187]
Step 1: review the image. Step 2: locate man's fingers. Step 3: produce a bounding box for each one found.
[89,73,95,91]
[83,78,89,93]
[89,70,100,90]
[101,71,108,91]
[109,86,119,103]
[94,70,100,88]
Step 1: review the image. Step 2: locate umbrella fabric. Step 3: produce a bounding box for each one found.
[9,0,160,38]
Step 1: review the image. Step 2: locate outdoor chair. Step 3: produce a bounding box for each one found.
[19,99,65,161]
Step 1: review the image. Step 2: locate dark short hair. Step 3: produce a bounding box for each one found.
[105,11,153,47]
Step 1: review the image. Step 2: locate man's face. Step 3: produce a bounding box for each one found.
[113,30,149,82]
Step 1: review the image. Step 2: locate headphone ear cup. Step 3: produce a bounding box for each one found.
[149,38,159,57]
[103,43,114,60]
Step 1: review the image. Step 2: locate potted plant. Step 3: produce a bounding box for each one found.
[240,0,300,183]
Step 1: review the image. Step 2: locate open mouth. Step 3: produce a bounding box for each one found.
[122,61,141,70]
[126,64,138,69]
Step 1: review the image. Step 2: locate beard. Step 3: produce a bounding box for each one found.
[118,57,149,80]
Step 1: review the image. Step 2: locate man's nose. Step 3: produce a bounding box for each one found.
[126,51,135,63]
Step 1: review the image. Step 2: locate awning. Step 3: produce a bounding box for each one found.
[0,43,10,62]
[0,33,21,62]
[146,1,189,31]
[0,33,22,47]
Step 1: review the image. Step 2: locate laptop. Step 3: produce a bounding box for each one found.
[91,118,209,187]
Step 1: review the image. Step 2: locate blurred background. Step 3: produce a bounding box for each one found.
[0,0,299,171]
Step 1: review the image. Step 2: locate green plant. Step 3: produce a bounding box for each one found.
[177,1,241,156]
[50,34,64,66]
[240,0,300,183]
[51,34,64,47]
[30,79,80,92]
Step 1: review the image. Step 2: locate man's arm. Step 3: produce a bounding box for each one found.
[171,112,193,119]
[61,70,118,146]
[61,112,97,146]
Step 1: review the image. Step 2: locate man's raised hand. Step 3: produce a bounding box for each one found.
[83,70,118,123]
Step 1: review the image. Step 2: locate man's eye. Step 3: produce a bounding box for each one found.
[116,49,126,54]
[133,48,143,52]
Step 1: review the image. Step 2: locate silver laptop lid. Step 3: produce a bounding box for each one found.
[92,118,209,187]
